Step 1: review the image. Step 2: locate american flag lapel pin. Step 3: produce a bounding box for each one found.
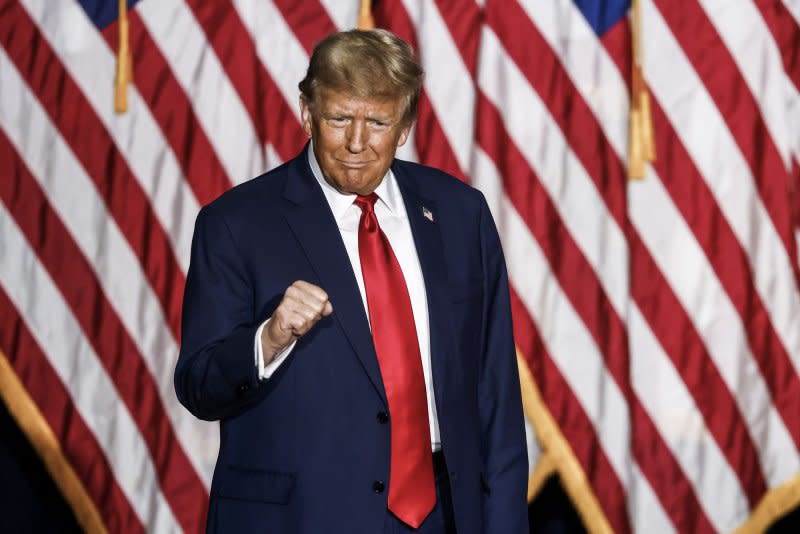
[422,206,434,222]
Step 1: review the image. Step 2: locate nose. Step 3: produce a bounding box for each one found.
[345,120,367,153]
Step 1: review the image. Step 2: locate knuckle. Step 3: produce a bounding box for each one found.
[293,280,309,290]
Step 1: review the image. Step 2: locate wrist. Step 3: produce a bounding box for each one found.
[260,322,286,364]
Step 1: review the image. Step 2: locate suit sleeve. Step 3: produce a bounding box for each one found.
[174,207,265,421]
[476,195,529,533]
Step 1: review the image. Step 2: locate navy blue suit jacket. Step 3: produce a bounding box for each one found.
[175,147,528,533]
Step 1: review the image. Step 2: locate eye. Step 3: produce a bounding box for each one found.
[328,117,349,126]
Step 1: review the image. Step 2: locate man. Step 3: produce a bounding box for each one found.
[175,29,528,533]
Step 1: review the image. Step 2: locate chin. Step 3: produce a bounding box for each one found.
[345,183,374,196]
[342,175,377,193]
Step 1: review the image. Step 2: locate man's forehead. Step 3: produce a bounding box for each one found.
[314,88,403,113]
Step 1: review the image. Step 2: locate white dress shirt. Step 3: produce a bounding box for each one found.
[254,145,441,449]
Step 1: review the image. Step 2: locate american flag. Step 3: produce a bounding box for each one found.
[1,0,799,532]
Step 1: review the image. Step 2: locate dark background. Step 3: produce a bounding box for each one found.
[1,401,797,533]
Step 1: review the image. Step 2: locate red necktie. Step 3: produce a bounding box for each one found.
[354,193,435,528]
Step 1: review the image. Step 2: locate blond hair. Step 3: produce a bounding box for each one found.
[299,29,424,123]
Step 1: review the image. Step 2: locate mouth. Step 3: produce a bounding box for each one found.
[337,160,373,169]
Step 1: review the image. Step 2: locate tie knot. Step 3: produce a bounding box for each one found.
[354,193,379,231]
[354,193,379,213]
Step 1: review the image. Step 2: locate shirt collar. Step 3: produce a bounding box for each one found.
[307,141,403,223]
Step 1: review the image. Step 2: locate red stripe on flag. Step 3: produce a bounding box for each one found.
[0,0,185,342]
[509,289,632,534]
[426,0,484,183]
[598,18,631,85]
[183,0,307,163]
[271,0,337,54]
[415,94,469,182]
[373,0,469,182]
[753,0,800,92]
[653,0,800,289]
[432,0,482,76]
[101,12,234,204]
[0,288,145,534]
[0,130,208,534]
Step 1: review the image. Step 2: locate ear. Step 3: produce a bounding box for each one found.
[397,122,412,147]
[299,96,313,137]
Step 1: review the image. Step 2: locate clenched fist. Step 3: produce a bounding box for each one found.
[261,280,333,364]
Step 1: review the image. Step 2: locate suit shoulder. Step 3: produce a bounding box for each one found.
[393,159,483,203]
[201,161,290,219]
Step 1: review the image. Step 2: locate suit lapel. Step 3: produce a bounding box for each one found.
[393,163,452,407]
[281,150,387,404]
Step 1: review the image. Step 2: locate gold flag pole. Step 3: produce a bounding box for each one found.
[357,0,375,30]
[114,0,132,114]
[628,0,655,180]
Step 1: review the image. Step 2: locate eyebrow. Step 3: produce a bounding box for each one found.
[323,109,395,122]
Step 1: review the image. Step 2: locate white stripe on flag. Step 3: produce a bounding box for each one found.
[784,0,800,25]
[266,143,284,172]
[400,0,475,173]
[697,0,792,167]
[318,0,359,31]
[628,465,677,534]
[788,84,800,163]
[230,0,307,122]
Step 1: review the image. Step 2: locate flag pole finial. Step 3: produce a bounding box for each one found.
[114,0,132,114]
[357,0,374,30]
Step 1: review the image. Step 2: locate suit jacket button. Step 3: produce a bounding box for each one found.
[372,481,385,493]
[237,383,250,394]
[376,411,389,424]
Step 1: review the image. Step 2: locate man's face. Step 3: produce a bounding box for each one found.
[301,87,411,196]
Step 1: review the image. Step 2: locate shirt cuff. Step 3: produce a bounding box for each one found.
[255,318,296,380]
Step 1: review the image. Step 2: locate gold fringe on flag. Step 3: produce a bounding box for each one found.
[628,0,655,180]
[516,351,615,534]
[357,0,375,30]
[0,351,108,534]
[114,0,132,114]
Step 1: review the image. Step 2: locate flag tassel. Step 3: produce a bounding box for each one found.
[357,0,374,30]
[628,0,655,180]
[114,0,132,114]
